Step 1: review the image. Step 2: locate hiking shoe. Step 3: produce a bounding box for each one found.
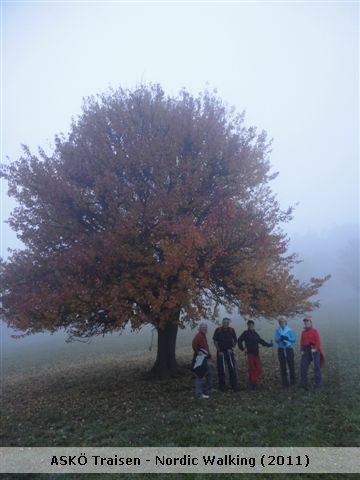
[200,394,209,399]
[205,389,216,394]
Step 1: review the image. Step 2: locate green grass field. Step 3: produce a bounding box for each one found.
[1,301,359,480]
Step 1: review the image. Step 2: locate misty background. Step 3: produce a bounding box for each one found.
[1,2,358,369]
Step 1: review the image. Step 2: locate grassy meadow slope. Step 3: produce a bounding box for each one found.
[1,300,359,480]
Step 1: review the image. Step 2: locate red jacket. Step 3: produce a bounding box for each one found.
[192,332,211,357]
[301,327,325,367]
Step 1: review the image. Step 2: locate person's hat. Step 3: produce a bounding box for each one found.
[303,317,312,323]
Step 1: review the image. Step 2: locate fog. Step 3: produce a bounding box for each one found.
[1,3,358,359]
[2,222,358,369]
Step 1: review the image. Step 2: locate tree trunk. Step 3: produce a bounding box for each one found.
[150,313,179,379]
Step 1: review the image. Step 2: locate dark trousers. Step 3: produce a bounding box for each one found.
[301,350,321,387]
[217,350,238,390]
[277,348,296,385]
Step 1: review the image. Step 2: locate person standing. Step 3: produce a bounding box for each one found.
[274,318,296,386]
[213,317,239,392]
[300,317,325,389]
[238,320,272,389]
[192,323,214,399]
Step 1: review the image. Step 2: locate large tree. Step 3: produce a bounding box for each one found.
[0,85,328,378]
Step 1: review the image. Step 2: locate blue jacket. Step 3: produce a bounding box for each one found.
[275,325,296,349]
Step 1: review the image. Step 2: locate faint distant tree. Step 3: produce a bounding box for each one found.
[337,235,359,292]
[0,84,329,379]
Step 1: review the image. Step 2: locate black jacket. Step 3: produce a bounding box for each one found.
[213,326,237,352]
[238,330,272,356]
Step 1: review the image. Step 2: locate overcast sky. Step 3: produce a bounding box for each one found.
[1,1,358,258]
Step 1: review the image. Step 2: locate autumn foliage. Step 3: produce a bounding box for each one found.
[0,85,328,378]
